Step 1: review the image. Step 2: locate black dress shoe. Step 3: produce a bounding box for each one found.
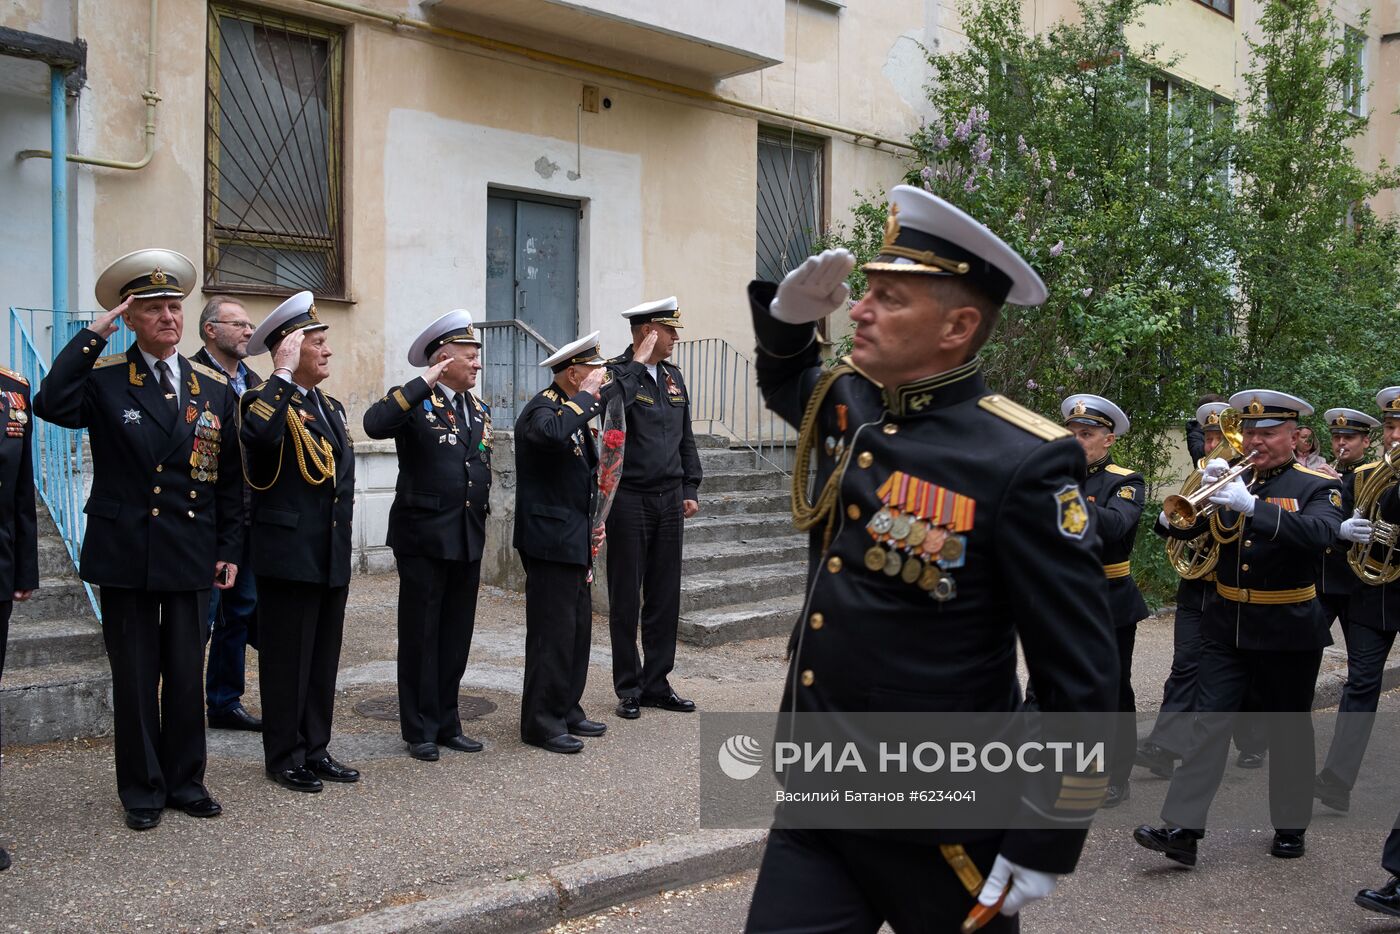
[1235,750,1266,769]
[267,767,323,793]
[569,719,607,737]
[1314,771,1351,812]
[527,734,584,754]
[1101,783,1130,809]
[175,797,222,818]
[1270,832,1305,859]
[615,697,641,719]
[308,756,360,783]
[639,692,696,713]
[407,742,440,762]
[1356,876,1400,917]
[125,808,163,831]
[1135,741,1177,778]
[1132,825,1200,867]
[0,846,9,871]
[208,706,263,732]
[440,734,483,753]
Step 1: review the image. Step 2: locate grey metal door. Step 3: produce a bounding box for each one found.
[485,192,579,418]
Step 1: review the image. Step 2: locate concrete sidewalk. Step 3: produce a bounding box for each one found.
[0,579,1389,933]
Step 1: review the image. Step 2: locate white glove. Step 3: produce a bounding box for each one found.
[770,248,856,324]
[1340,510,1374,544]
[1157,510,1172,529]
[1208,476,1255,516]
[1200,458,1230,485]
[978,854,1058,917]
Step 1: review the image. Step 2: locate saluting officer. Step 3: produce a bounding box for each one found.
[1315,397,1391,812]
[363,310,492,762]
[0,352,40,870]
[1137,389,1343,866]
[606,297,702,720]
[1061,394,1148,808]
[743,186,1118,932]
[33,249,242,831]
[515,333,613,755]
[241,293,358,792]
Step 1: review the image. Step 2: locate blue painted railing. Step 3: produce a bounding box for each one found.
[9,307,134,620]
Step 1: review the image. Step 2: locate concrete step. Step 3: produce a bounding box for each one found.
[10,580,93,623]
[682,537,807,575]
[681,563,808,614]
[38,535,80,580]
[697,448,776,473]
[680,593,808,646]
[0,658,113,745]
[5,615,104,669]
[695,489,789,517]
[683,513,797,545]
[700,469,787,495]
[692,434,729,449]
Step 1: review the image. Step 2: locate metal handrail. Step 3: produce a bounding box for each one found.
[9,307,136,620]
[475,318,559,425]
[673,337,794,474]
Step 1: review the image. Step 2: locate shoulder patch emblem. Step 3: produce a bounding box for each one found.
[1105,463,1135,476]
[93,354,126,369]
[1117,486,1137,500]
[1329,489,1343,509]
[1056,484,1090,539]
[1291,462,1334,479]
[188,360,228,385]
[978,394,1072,441]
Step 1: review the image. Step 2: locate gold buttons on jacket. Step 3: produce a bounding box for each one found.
[809,613,824,630]
[189,491,197,500]
[827,556,843,573]
[187,510,195,518]
[152,486,161,494]
[82,347,90,354]
[883,424,898,435]
[1244,540,1253,548]
[857,452,874,469]
[150,508,160,517]
[846,504,860,520]
[1241,564,1250,572]
[800,670,815,687]
[155,465,164,473]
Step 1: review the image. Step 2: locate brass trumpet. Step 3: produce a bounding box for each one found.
[1162,408,1257,530]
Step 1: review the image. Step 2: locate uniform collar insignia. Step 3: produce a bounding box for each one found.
[1258,460,1292,480]
[1087,454,1110,474]
[882,357,983,418]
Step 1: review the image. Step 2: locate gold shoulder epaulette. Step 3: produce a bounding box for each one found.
[0,365,27,385]
[1292,462,1336,479]
[1105,463,1136,476]
[838,356,882,389]
[543,387,562,402]
[93,354,125,369]
[977,394,1072,441]
[1358,460,1381,473]
[187,360,228,385]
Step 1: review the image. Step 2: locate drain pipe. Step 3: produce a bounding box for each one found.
[19,0,160,169]
[49,66,68,313]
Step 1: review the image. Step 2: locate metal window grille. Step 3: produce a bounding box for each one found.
[205,4,344,296]
[756,132,824,282]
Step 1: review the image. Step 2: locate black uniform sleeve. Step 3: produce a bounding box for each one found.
[13,383,38,592]
[214,386,244,566]
[32,328,105,429]
[362,378,432,439]
[1185,419,1206,464]
[605,359,648,408]
[1092,475,1145,545]
[1250,480,1342,550]
[750,280,823,431]
[517,391,603,451]
[997,438,1119,874]
[239,377,297,486]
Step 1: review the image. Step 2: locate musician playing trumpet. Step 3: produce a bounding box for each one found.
[1134,390,1343,868]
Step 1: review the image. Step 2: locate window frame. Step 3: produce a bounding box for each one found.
[1342,26,1366,119]
[204,2,347,300]
[755,129,827,283]
[1188,0,1233,20]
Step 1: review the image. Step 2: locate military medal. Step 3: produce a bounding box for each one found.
[864,546,887,571]
[447,434,458,445]
[185,404,197,424]
[918,566,941,591]
[825,436,836,456]
[906,521,927,548]
[901,556,923,584]
[865,470,975,597]
[941,537,965,562]
[922,526,948,557]
[869,507,894,535]
[931,574,957,602]
[890,513,914,541]
[883,549,903,577]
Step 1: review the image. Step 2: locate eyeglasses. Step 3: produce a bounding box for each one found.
[211,320,255,331]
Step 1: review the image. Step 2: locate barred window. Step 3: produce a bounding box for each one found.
[205,4,345,296]
[756,131,824,282]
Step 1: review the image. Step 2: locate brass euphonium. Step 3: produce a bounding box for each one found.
[1348,441,1400,585]
[1162,408,1257,530]
[1165,408,1249,579]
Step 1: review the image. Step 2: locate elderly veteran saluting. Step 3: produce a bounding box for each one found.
[742,185,1118,932]
[34,249,242,831]
[364,310,491,762]
[241,293,358,793]
[1137,389,1343,866]
[1060,394,1148,809]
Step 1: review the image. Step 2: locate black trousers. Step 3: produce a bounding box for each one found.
[1320,621,1396,789]
[746,829,1015,934]
[257,577,348,772]
[1382,825,1400,877]
[1110,624,1137,787]
[520,555,593,742]
[395,552,480,744]
[1161,638,1322,833]
[0,600,11,826]
[606,486,683,700]
[98,587,211,810]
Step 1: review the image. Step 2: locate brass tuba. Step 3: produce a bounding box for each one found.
[1348,442,1400,585]
[1165,408,1247,579]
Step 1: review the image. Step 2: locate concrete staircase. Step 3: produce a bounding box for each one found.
[0,506,111,745]
[677,437,807,646]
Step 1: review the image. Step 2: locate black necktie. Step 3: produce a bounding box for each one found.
[453,393,468,435]
[154,359,177,409]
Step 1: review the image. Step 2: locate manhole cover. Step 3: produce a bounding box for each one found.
[353,694,498,722]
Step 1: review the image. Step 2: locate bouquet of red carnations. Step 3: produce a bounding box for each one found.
[588,394,626,579]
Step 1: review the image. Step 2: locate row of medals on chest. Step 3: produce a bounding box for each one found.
[864,505,962,602]
[190,416,221,482]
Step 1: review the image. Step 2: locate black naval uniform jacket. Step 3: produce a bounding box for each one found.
[34,332,243,589]
[604,347,703,500]
[513,383,606,566]
[749,282,1118,875]
[239,378,354,587]
[1162,460,1343,650]
[0,367,38,596]
[1348,461,1400,632]
[362,377,492,563]
[1083,457,1150,627]
[1318,462,1359,600]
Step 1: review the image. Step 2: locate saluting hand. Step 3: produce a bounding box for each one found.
[92,296,131,338]
[580,366,607,399]
[771,248,856,325]
[637,329,661,365]
[424,353,453,387]
[273,328,305,374]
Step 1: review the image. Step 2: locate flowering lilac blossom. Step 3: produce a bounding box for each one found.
[1026,378,1039,390]
[1048,154,1058,173]
[964,176,978,193]
[1080,287,1094,298]
[920,165,934,180]
[932,131,951,152]
[1017,135,1028,155]
[1065,168,1076,180]
[953,120,972,142]
[1049,241,1064,258]
[1042,177,1052,188]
